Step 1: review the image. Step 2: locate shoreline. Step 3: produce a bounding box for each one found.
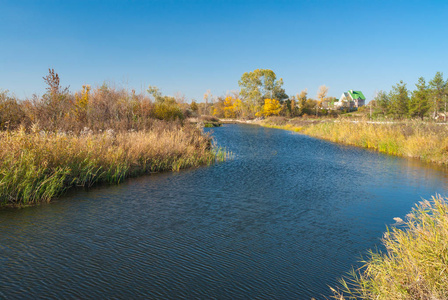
[253,118,448,168]
[0,125,227,208]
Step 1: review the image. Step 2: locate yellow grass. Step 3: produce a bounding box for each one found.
[262,119,448,166]
[332,195,448,299]
[0,123,225,207]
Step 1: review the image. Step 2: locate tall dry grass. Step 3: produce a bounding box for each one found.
[262,119,448,166]
[302,120,448,165]
[0,123,225,207]
[332,195,448,299]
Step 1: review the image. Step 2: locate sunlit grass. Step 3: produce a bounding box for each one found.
[262,119,448,166]
[332,195,448,299]
[0,124,228,207]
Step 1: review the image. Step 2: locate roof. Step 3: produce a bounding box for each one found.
[348,90,366,100]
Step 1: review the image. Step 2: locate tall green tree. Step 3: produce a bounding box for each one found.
[389,80,410,118]
[409,77,430,120]
[428,72,447,119]
[238,69,287,116]
[373,90,390,117]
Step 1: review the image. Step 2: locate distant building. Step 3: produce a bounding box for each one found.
[335,90,366,109]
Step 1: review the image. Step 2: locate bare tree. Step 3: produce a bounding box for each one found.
[203,90,212,115]
[316,85,329,116]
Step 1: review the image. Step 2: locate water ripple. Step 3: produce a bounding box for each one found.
[1,124,447,299]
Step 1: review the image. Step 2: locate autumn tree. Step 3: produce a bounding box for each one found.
[316,85,329,108]
[73,85,90,123]
[190,100,199,114]
[147,85,183,120]
[283,98,297,117]
[315,85,329,116]
[0,90,27,129]
[40,68,70,130]
[238,69,287,116]
[297,89,308,116]
[203,90,212,115]
[256,99,282,117]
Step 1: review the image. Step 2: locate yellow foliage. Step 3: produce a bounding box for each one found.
[223,96,242,118]
[74,85,90,122]
[256,99,281,117]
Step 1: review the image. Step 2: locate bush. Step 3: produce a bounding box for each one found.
[0,90,28,129]
[154,101,184,121]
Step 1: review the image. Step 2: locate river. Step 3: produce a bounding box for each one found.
[1,124,447,299]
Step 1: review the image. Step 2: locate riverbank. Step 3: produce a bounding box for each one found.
[258,118,448,298]
[0,123,226,208]
[332,195,448,299]
[260,117,448,166]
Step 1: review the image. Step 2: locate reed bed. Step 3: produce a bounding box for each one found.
[302,120,448,165]
[0,123,226,207]
[263,119,448,166]
[332,195,448,299]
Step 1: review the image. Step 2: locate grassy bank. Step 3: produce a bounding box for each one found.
[261,118,448,166]
[332,195,448,299]
[0,123,226,207]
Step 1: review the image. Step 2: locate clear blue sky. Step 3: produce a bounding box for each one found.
[1,0,447,101]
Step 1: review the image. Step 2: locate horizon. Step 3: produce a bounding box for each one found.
[1,0,447,102]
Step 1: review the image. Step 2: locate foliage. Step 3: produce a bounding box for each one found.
[153,97,184,121]
[238,69,287,116]
[428,71,447,118]
[73,85,90,123]
[373,91,391,118]
[256,98,282,117]
[368,72,447,120]
[316,85,329,109]
[147,85,184,121]
[409,77,431,120]
[333,195,448,299]
[389,80,410,118]
[297,89,308,116]
[0,90,27,130]
[190,100,199,113]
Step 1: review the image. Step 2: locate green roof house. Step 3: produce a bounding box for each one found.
[335,90,366,108]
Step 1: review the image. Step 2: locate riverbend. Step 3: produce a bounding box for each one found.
[1,124,447,299]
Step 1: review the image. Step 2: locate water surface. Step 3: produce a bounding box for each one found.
[1,124,447,299]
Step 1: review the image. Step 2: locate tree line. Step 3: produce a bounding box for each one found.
[371,72,447,120]
[2,69,447,132]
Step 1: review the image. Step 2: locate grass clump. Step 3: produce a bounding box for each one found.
[0,123,227,207]
[332,195,448,299]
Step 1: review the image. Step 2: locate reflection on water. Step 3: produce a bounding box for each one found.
[1,124,447,299]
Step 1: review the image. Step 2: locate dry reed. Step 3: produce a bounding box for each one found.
[262,119,448,166]
[0,123,226,207]
[332,195,448,299]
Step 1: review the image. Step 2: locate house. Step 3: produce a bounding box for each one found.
[334,90,366,109]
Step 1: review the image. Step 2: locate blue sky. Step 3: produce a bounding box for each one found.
[1,0,447,101]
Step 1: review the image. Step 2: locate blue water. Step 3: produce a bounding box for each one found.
[1,124,447,299]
